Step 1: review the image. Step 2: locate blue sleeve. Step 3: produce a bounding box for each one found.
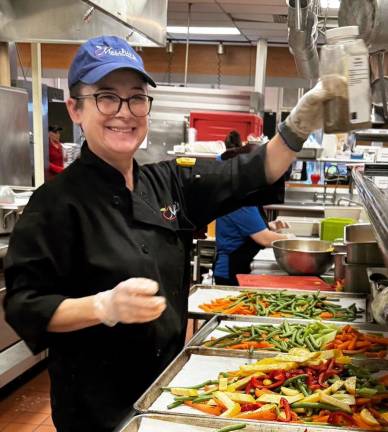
[229,206,267,237]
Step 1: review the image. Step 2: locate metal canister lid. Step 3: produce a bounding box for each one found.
[326,26,360,43]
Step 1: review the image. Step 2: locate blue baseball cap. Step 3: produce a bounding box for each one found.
[68,35,156,89]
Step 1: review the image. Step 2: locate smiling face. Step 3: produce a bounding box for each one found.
[66,69,149,166]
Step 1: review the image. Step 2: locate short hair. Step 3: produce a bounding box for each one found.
[69,82,88,109]
[225,130,242,149]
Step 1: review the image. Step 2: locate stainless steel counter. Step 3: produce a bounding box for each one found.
[0,236,9,258]
[0,274,47,388]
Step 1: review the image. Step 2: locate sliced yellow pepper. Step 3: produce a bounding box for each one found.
[213,391,241,417]
[170,387,198,397]
[360,408,380,426]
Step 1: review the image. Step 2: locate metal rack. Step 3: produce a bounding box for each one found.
[352,167,388,266]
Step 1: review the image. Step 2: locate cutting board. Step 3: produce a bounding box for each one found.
[236,274,335,291]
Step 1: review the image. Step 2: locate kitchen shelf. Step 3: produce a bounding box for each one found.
[352,167,388,264]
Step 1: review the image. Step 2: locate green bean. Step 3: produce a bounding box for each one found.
[266,329,282,339]
[213,424,247,432]
[291,402,341,411]
[296,328,305,346]
[167,400,184,409]
[296,379,309,397]
[308,335,321,351]
[173,395,196,401]
[305,336,316,352]
[218,336,244,348]
[283,374,308,387]
[183,379,218,389]
[291,329,298,345]
[192,394,213,403]
[205,333,238,347]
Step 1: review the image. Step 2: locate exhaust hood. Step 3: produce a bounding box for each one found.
[0,0,167,46]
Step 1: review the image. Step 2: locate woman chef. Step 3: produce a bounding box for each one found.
[4,35,339,432]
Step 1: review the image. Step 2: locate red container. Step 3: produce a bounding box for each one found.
[189,111,263,142]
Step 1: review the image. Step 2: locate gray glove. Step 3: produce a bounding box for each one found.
[278,76,346,152]
[93,277,166,327]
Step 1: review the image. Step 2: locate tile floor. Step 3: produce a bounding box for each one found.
[0,368,55,432]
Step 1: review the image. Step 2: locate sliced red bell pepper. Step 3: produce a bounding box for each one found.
[278,397,292,422]
[328,411,356,426]
[245,381,253,395]
[241,402,263,412]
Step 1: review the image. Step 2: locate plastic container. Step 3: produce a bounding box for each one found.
[320,217,356,242]
[320,26,371,133]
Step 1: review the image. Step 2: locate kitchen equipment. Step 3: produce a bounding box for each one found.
[188,315,388,351]
[342,256,371,293]
[321,26,371,133]
[236,274,334,291]
[188,284,368,321]
[324,206,362,221]
[320,217,355,242]
[278,216,322,237]
[289,160,307,181]
[134,346,384,415]
[0,209,18,235]
[272,239,334,276]
[344,223,385,265]
[368,267,388,298]
[0,190,32,234]
[338,0,388,51]
[119,413,347,432]
[189,111,263,142]
[334,251,346,284]
[0,236,9,258]
[0,283,20,352]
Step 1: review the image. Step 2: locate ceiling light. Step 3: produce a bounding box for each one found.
[217,42,224,55]
[167,26,240,35]
[320,0,340,8]
[166,41,174,54]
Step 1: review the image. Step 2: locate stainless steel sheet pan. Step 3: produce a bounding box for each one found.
[134,347,388,418]
[188,285,369,323]
[118,413,346,432]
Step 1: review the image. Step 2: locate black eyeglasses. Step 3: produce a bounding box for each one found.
[72,92,153,117]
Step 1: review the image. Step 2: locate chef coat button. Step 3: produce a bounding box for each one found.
[156,348,162,357]
[112,195,121,206]
[141,244,149,254]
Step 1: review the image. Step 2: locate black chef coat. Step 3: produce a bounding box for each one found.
[4,143,269,432]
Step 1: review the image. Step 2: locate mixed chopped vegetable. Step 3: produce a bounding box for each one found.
[199,291,364,321]
[164,349,388,430]
[203,322,388,358]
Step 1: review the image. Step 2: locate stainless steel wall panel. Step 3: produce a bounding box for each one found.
[0,86,32,186]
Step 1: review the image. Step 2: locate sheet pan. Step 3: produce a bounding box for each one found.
[118,413,346,432]
[187,316,388,353]
[188,285,369,322]
[134,347,388,420]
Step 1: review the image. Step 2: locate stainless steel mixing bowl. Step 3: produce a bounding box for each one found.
[272,239,334,276]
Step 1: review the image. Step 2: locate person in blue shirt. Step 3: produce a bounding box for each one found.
[214,132,291,285]
[214,205,290,285]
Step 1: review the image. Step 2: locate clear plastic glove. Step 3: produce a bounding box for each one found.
[268,219,290,232]
[285,76,347,140]
[285,233,296,240]
[93,277,166,327]
[371,287,388,326]
[0,186,15,204]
